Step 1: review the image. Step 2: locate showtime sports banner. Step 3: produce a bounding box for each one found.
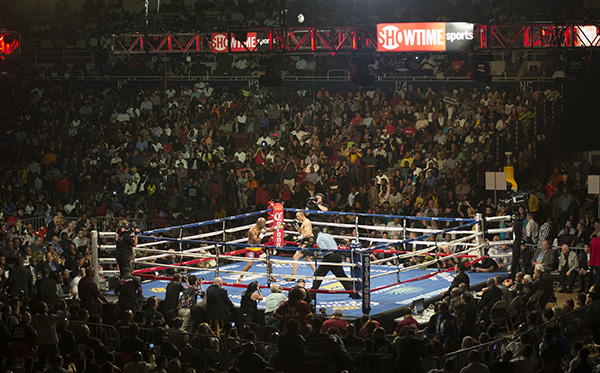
[377,22,474,52]
[210,32,270,53]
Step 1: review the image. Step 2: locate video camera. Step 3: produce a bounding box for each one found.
[306,196,319,210]
[116,224,140,243]
[498,193,528,220]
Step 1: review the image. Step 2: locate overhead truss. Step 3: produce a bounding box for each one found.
[112,22,600,55]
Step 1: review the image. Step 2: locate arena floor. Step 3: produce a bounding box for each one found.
[133,258,494,318]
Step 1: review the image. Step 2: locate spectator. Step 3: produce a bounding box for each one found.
[435,302,458,352]
[114,267,143,313]
[177,275,204,332]
[459,350,490,373]
[31,302,62,371]
[275,319,308,373]
[322,308,349,337]
[233,341,269,373]
[123,351,152,372]
[478,277,503,313]
[264,283,287,328]
[78,267,109,316]
[163,273,184,324]
[532,240,558,273]
[391,326,427,373]
[205,277,235,335]
[274,288,313,334]
[558,244,579,293]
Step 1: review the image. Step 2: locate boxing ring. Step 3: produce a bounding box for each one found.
[91,205,514,318]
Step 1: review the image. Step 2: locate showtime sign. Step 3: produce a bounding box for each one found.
[211,32,258,52]
[377,22,474,52]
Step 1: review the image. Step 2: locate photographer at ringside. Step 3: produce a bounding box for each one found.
[116,223,140,277]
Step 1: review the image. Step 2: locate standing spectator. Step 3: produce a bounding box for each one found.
[525,213,539,245]
[239,281,263,324]
[37,268,59,306]
[78,267,109,316]
[7,257,33,300]
[590,236,600,288]
[435,302,458,352]
[178,275,205,332]
[578,244,593,292]
[205,277,235,335]
[443,262,470,297]
[114,267,143,313]
[32,302,62,371]
[538,218,554,248]
[164,273,184,324]
[115,224,139,276]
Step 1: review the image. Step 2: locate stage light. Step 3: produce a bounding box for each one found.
[297,13,305,23]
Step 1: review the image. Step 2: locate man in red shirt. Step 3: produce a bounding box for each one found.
[78,268,109,316]
[322,308,349,337]
[394,307,419,336]
[383,118,396,135]
[274,288,313,333]
[589,236,600,288]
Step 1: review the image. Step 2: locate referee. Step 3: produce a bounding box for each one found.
[310,227,359,298]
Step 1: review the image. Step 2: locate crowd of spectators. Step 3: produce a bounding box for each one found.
[0,31,599,370]
[0,79,559,226]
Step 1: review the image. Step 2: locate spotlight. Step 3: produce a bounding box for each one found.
[297,13,305,23]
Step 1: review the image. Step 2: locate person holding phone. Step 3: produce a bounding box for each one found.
[177,275,205,332]
[240,281,263,323]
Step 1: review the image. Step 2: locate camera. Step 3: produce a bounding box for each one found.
[498,193,528,220]
[306,196,318,210]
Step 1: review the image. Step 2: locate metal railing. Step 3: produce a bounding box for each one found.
[11,74,558,82]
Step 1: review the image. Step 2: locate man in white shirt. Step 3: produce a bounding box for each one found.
[525,213,539,245]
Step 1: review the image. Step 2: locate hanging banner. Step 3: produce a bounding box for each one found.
[377,22,474,52]
[269,202,284,247]
[210,32,270,53]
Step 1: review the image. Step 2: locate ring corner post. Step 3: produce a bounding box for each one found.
[474,213,485,259]
[351,242,371,315]
[92,230,100,286]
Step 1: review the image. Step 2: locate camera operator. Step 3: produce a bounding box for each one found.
[306,193,330,228]
[116,224,140,277]
[306,193,329,213]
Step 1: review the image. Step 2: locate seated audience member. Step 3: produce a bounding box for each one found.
[322,308,349,337]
